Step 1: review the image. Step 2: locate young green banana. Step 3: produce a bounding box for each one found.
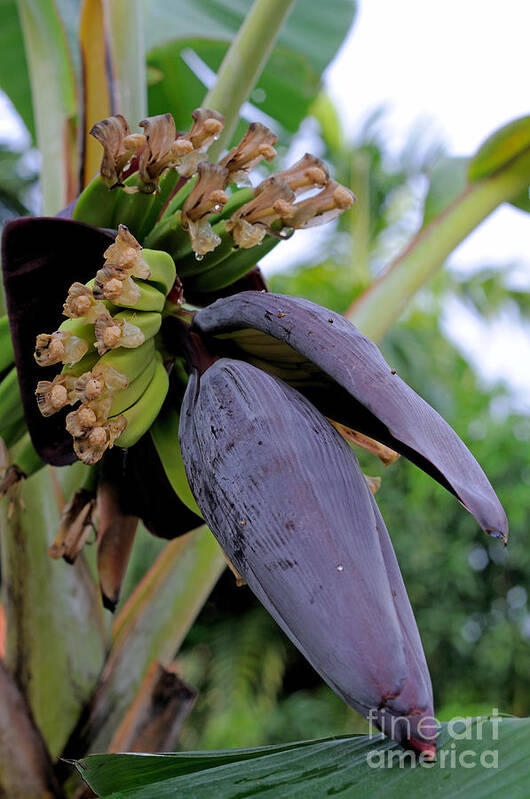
[94,309,162,355]
[186,235,278,293]
[72,175,119,228]
[96,337,156,385]
[87,277,165,313]
[113,354,169,448]
[150,408,202,516]
[35,317,95,367]
[109,357,156,416]
[141,249,176,296]
[110,173,157,240]
[0,315,15,375]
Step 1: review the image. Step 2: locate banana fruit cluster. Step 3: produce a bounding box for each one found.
[33,226,174,464]
[76,108,355,296]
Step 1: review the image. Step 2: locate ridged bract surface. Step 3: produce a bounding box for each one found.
[192,292,508,541]
[180,358,434,747]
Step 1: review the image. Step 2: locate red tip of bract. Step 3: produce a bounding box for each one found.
[179,357,435,750]
[192,292,508,541]
[1,217,114,465]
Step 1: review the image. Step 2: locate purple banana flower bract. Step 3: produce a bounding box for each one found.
[179,358,436,754]
[191,291,508,542]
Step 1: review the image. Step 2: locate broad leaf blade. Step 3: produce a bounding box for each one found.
[0,0,34,138]
[76,718,530,798]
[144,0,357,138]
[16,0,78,213]
[469,115,530,183]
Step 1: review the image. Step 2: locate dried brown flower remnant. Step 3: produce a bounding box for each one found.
[74,416,126,465]
[280,180,356,229]
[35,375,76,416]
[103,225,150,279]
[181,162,229,255]
[93,265,141,305]
[94,311,144,355]
[90,115,146,188]
[63,282,106,322]
[226,176,295,248]
[34,331,88,367]
[138,114,181,193]
[274,153,329,195]
[218,122,278,185]
[177,108,225,178]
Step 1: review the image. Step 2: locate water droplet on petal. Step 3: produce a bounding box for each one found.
[336,564,344,572]
[195,253,204,262]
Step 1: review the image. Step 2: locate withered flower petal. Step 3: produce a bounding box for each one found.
[218,122,278,184]
[226,176,295,248]
[90,115,146,188]
[281,180,356,228]
[192,292,508,540]
[138,113,178,192]
[179,358,435,753]
[181,162,229,255]
[273,153,329,195]
[176,108,225,178]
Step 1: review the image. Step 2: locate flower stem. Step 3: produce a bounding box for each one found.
[204,0,296,159]
[347,148,530,340]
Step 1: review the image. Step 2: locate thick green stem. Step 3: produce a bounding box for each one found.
[204,0,296,158]
[105,0,147,126]
[347,149,530,340]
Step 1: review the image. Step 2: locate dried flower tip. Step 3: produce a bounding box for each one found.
[92,364,129,392]
[94,313,144,355]
[35,375,76,416]
[219,122,278,184]
[182,162,229,224]
[34,331,88,367]
[175,108,225,178]
[103,225,150,279]
[48,489,96,562]
[73,371,105,402]
[66,397,112,438]
[280,180,355,229]
[63,282,106,322]
[274,153,329,195]
[226,176,295,248]
[73,416,126,465]
[137,113,178,193]
[93,267,141,306]
[181,162,229,254]
[90,115,146,188]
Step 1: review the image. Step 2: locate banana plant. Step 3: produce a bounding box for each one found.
[0,0,528,796]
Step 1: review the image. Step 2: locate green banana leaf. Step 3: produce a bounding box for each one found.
[0,464,107,758]
[348,116,530,340]
[144,0,357,138]
[75,717,530,798]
